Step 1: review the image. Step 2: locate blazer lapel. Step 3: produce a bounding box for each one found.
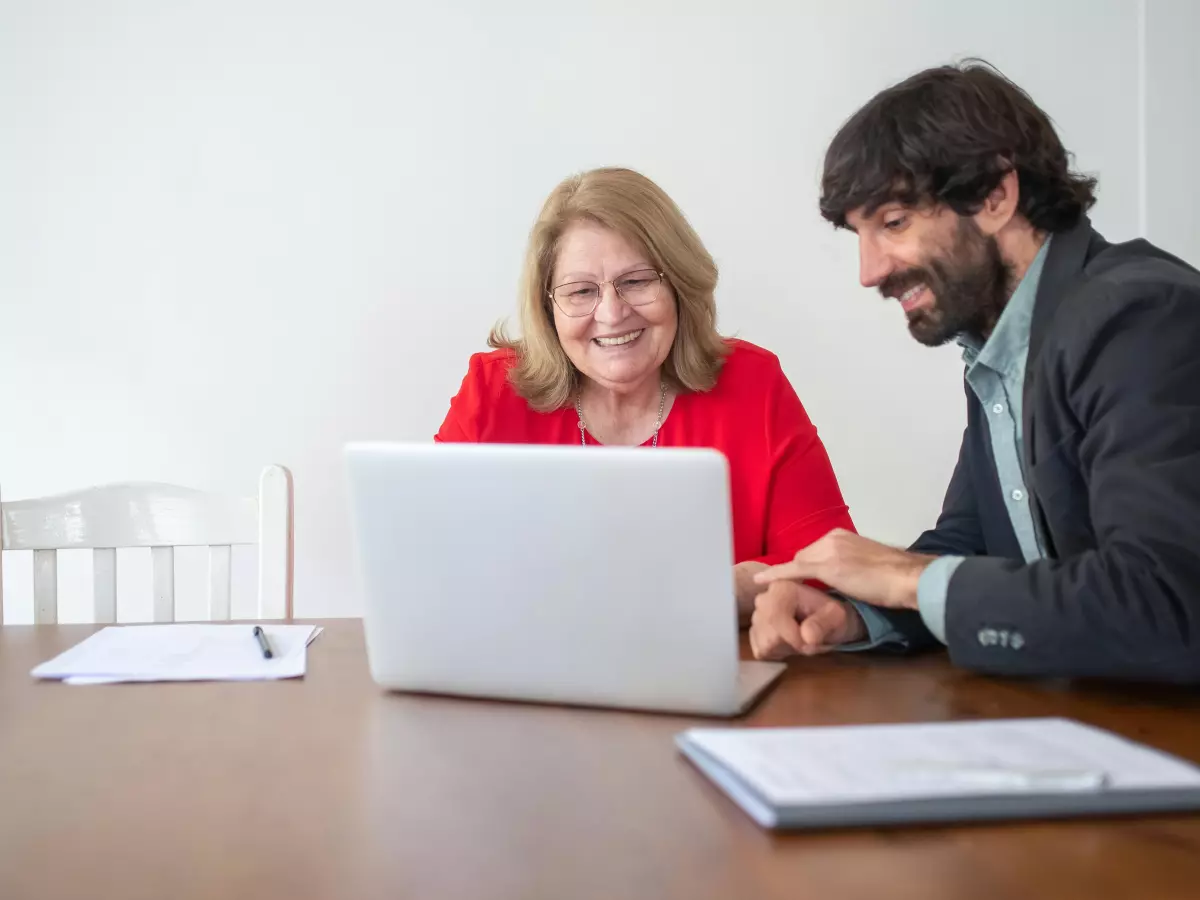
[1021,216,1104,555]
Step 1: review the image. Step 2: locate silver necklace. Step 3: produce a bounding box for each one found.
[576,381,667,447]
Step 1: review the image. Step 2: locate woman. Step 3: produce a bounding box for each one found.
[436,167,854,621]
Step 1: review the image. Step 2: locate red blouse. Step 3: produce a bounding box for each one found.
[435,339,855,565]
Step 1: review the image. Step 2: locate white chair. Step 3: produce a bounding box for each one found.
[0,465,293,625]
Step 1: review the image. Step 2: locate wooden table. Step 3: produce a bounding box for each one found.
[2,621,1199,900]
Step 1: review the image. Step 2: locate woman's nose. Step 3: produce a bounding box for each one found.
[592,283,630,323]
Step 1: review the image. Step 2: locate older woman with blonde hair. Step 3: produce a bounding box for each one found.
[436,167,855,620]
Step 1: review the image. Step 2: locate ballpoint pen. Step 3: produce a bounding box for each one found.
[253,625,275,660]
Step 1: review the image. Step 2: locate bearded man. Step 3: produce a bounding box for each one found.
[750,61,1200,684]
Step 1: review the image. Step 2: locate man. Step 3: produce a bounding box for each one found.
[750,61,1200,683]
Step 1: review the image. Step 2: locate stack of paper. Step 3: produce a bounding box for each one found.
[31,624,322,685]
[677,717,1200,830]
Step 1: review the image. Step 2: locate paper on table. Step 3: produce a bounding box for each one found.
[31,624,322,684]
[679,718,1200,807]
[61,626,325,685]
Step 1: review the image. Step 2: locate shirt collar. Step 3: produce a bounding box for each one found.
[958,235,1053,375]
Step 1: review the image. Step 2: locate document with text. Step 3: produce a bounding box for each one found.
[677,717,1200,829]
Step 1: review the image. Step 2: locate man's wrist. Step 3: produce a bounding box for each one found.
[894,555,936,610]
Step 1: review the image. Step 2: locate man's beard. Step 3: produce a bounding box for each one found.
[880,218,1012,347]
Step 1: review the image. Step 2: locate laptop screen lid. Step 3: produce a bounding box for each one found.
[345,442,742,714]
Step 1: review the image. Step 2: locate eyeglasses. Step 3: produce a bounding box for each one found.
[548,268,665,317]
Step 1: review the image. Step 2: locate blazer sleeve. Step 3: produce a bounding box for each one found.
[909,388,989,558]
[944,284,1200,682]
[851,387,989,653]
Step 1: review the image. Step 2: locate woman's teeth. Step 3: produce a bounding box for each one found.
[595,329,644,347]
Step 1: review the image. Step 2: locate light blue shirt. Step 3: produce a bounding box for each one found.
[846,237,1052,650]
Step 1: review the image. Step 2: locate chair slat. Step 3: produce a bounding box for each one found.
[257,466,294,619]
[93,548,117,623]
[33,549,58,625]
[208,545,232,621]
[151,547,175,623]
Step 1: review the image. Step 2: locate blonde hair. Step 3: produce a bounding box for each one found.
[489,167,727,412]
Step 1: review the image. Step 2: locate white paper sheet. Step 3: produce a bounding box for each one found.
[680,718,1200,807]
[31,624,322,684]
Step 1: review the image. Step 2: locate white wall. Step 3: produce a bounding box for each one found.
[1144,0,1200,262]
[0,0,1159,620]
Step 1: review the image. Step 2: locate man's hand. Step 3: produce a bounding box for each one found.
[755,529,934,611]
[733,561,769,625]
[748,581,867,660]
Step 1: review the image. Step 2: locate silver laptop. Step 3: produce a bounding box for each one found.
[344,442,785,716]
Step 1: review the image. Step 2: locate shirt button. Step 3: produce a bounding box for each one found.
[1011,489,1025,502]
[992,403,1005,414]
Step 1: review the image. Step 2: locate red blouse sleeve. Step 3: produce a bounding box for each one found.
[435,354,490,443]
[753,364,856,565]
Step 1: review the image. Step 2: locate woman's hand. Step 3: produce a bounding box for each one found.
[734,561,770,626]
[749,581,868,659]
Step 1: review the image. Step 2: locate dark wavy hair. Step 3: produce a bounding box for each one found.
[820,59,1097,233]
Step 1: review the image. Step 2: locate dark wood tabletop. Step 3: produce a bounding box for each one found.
[2,620,1198,900]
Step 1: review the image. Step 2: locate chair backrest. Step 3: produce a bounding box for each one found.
[0,465,293,625]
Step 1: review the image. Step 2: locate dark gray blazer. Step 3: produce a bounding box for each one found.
[885,217,1200,683]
